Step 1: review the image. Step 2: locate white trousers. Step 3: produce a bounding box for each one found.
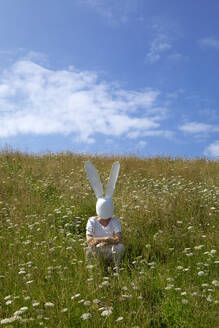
[86,243,125,266]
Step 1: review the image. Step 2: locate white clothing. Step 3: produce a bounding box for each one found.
[86,243,125,266]
[86,216,121,238]
[85,216,125,265]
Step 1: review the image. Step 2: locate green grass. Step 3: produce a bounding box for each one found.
[0,150,218,327]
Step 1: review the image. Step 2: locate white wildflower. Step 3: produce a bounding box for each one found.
[116,317,124,322]
[93,299,100,304]
[212,280,219,287]
[121,294,132,298]
[84,301,91,306]
[24,296,31,300]
[86,264,95,269]
[194,245,204,250]
[32,302,40,307]
[14,307,28,317]
[165,285,174,290]
[101,307,113,317]
[198,271,205,276]
[4,295,11,300]
[0,316,19,324]
[182,299,188,304]
[81,313,91,320]
[44,302,55,307]
[206,295,212,302]
[71,294,80,300]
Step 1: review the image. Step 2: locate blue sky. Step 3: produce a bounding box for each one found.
[0,0,219,158]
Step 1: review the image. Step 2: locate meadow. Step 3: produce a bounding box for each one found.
[0,150,218,327]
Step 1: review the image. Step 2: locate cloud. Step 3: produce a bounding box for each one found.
[146,34,172,63]
[204,140,219,157]
[137,140,147,149]
[127,129,174,139]
[77,0,139,24]
[0,58,170,144]
[179,122,219,134]
[145,17,183,64]
[199,37,219,50]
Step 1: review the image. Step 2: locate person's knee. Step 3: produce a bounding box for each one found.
[117,243,125,253]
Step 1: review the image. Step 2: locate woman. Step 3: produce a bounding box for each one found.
[86,215,125,266]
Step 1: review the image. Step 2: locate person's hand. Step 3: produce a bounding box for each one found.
[104,236,115,244]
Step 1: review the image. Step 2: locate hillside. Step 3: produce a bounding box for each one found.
[0,151,218,327]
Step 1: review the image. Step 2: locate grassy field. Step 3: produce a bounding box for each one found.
[0,150,218,327]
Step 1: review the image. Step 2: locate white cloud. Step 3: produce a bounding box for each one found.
[137,140,147,149]
[179,122,219,134]
[127,129,173,139]
[199,37,219,50]
[78,0,139,24]
[204,140,219,157]
[146,34,172,63]
[0,58,169,143]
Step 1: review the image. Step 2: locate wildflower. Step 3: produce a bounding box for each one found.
[24,296,31,300]
[4,295,11,300]
[181,299,188,304]
[93,299,100,304]
[32,302,40,307]
[5,300,13,305]
[116,317,124,322]
[71,294,80,300]
[165,285,174,290]
[212,280,219,287]
[186,253,193,257]
[14,307,28,316]
[101,307,113,317]
[61,308,68,312]
[101,281,110,286]
[206,295,212,302]
[194,245,204,250]
[198,271,205,276]
[18,270,26,275]
[86,264,95,269]
[81,313,91,320]
[0,316,19,324]
[145,244,151,248]
[44,302,55,307]
[84,301,91,306]
[121,294,132,298]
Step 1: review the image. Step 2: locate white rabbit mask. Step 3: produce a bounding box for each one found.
[84,161,120,219]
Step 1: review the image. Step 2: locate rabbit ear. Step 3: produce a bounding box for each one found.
[84,161,103,198]
[105,161,120,198]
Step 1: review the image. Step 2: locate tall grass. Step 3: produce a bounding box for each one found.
[0,150,218,327]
